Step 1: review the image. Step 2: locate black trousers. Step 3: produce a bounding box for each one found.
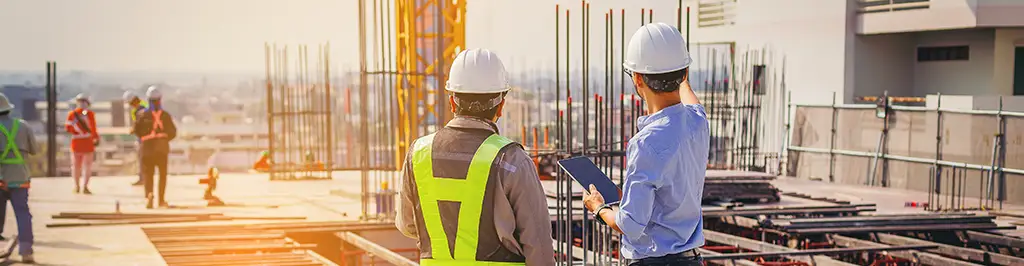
[142,152,169,202]
[627,253,703,266]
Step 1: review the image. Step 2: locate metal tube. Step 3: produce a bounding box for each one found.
[619,8,626,189]
[554,5,562,262]
[582,2,590,261]
[564,9,573,261]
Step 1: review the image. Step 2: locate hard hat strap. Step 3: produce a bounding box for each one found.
[453,92,506,113]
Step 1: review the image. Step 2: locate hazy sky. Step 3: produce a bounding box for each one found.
[0,0,680,73]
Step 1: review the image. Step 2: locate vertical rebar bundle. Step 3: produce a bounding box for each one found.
[263,44,334,181]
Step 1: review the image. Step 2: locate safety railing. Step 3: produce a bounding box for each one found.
[786,95,1022,209]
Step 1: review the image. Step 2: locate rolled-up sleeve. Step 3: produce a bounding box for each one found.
[501,148,556,266]
[616,142,665,242]
[395,151,419,238]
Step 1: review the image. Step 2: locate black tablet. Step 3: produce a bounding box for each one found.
[557,156,620,204]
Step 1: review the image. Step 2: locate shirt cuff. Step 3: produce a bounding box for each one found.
[615,210,646,240]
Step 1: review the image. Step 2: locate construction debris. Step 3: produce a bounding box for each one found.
[704,170,781,203]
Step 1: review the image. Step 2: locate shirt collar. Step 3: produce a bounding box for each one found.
[446,116,500,133]
[637,103,685,130]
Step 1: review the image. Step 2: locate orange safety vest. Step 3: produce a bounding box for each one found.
[140,110,168,141]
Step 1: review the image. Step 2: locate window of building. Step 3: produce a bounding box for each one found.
[917,46,969,62]
[697,0,736,28]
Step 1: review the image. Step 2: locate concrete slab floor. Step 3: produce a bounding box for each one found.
[0,171,368,266]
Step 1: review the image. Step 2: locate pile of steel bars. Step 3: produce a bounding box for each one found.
[763,214,1010,234]
[704,170,781,203]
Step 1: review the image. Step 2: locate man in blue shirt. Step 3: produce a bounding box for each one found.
[584,22,709,266]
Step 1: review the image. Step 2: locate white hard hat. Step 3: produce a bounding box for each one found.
[75,93,90,102]
[123,91,139,102]
[623,23,692,75]
[146,86,162,99]
[0,93,15,113]
[445,49,511,94]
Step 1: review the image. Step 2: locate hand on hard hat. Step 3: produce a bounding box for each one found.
[623,23,692,75]
[446,49,511,94]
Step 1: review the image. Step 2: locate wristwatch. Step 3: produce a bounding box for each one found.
[593,204,615,225]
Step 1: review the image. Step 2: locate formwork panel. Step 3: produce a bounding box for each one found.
[888,110,935,159]
[1005,116,1024,170]
[832,153,874,186]
[835,108,881,152]
[941,113,998,166]
[790,106,832,149]
[791,152,831,181]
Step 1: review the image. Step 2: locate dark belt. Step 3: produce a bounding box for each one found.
[627,249,701,265]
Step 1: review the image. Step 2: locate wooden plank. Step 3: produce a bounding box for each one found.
[163,253,303,263]
[48,216,228,227]
[830,235,979,266]
[703,229,856,266]
[336,232,417,266]
[965,231,1024,249]
[874,233,1024,266]
[149,233,286,243]
[170,258,317,266]
[158,244,317,257]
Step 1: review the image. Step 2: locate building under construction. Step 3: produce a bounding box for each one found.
[19,0,1024,265]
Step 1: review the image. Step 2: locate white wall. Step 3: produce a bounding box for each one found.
[853,34,915,98]
[686,0,853,105]
[858,0,978,34]
[976,0,1024,26]
[913,29,996,96]
[993,29,1024,96]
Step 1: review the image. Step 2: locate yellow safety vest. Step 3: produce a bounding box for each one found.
[412,133,525,266]
[0,121,24,165]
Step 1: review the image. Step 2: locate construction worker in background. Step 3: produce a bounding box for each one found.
[396,49,554,265]
[133,86,178,208]
[584,23,709,266]
[0,93,36,263]
[65,93,99,194]
[124,90,149,186]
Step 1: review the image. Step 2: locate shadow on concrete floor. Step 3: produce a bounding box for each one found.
[0,260,67,266]
[34,240,101,251]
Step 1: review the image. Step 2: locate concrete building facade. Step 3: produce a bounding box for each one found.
[685,0,1024,105]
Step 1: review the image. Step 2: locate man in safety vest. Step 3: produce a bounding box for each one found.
[396,49,554,265]
[124,90,149,186]
[133,86,178,209]
[0,93,37,263]
[64,93,99,194]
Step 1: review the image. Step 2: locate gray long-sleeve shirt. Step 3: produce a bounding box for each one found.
[396,117,554,265]
[0,115,37,184]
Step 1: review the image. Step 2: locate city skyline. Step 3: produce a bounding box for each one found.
[0,0,680,73]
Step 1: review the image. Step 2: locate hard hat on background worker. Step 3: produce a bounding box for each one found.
[0,93,15,113]
[74,93,91,108]
[622,22,692,76]
[146,86,162,100]
[445,48,510,113]
[123,91,139,102]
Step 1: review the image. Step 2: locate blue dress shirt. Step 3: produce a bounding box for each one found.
[615,103,710,260]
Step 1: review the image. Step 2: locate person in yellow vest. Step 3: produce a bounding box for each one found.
[124,90,149,186]
[0,93,36,263]
[395,49,554,265]
[133,86,177,208]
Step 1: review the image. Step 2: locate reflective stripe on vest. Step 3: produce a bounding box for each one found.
[412,133,523,266]
[140,110,167,141]
[0,121,25,165]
